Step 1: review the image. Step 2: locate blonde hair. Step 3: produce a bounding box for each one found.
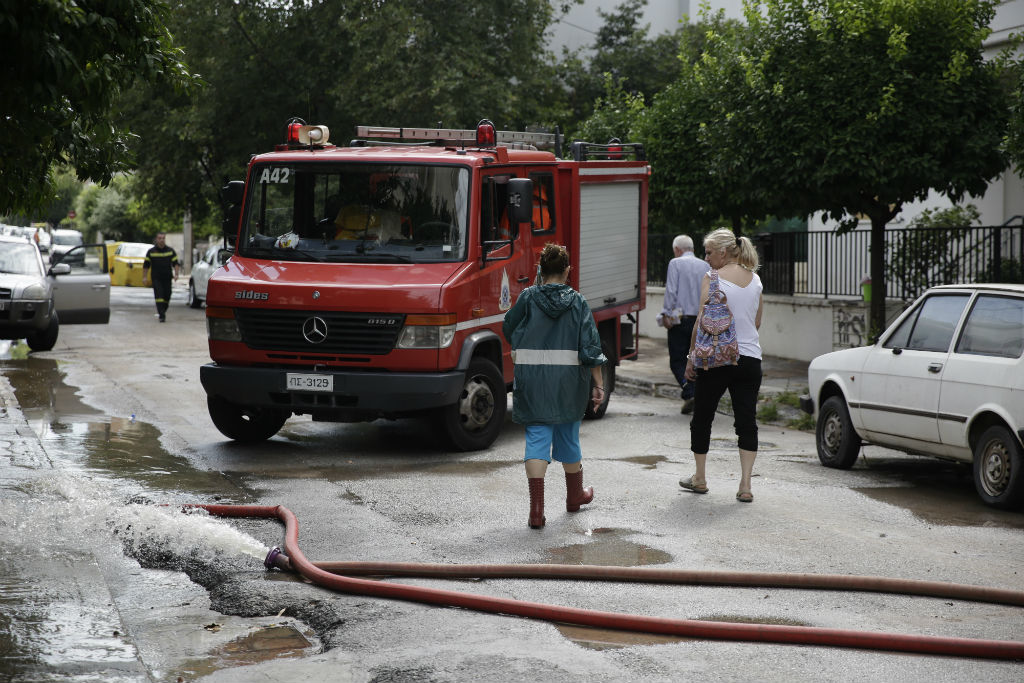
[703,228,759,271]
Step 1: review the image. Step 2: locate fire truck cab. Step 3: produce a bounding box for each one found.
[200,119,648,450]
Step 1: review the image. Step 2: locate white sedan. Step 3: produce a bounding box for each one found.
[187,243,231,308]
[801,283,1024,509]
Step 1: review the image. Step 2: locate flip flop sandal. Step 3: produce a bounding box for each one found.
[679,476,709,494]
[736,490,753,503]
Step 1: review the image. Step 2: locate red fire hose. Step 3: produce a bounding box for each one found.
[192,503,1024,660]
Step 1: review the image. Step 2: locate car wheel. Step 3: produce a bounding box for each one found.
[26,313,59,352]
[207,395,289,442]
[584,340,615,420]
[188,281,202,309]
[972,425,1024,509]
[440,358,506,451]
[816,395,861,469]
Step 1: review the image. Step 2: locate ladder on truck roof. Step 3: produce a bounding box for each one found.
[353,125,560,152]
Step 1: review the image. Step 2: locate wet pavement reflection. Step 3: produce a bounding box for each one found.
[547,528,673,566]
[2,355,247,497]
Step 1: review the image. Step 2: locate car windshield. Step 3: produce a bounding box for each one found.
[238,162,469,263]
[0,242,42,275]
[53,232,83,246]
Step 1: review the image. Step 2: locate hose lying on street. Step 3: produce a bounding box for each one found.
[191,503,1024,661]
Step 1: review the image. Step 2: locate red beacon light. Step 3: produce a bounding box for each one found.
[476,119,497,147]
[283,118,330,147]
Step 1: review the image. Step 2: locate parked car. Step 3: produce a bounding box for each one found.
[109,241,152,287]
[188,243,230,308]
[0,236,110,351]
[50,228,85,265]
[802,283,1024,509]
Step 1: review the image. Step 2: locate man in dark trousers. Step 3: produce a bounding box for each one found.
[141,233,180,322]
[657,234,710,414]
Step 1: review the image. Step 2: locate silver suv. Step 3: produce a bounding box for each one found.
[0,235,111,351]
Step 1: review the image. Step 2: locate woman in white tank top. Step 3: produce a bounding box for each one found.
[678,228,764,503]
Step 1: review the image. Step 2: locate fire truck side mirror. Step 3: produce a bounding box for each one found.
[221,180,245,247]
[507,178,534,227]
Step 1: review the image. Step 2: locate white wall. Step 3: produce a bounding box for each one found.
[547,0,745,54]
[641,288,906,361]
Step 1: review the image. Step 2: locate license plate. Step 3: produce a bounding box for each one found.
[286,373,333,392]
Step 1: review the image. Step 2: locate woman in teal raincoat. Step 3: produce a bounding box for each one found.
[502,243,606,529]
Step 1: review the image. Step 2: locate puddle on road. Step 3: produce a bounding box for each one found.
[556,614,810,650]
[852,457,1024,530]
[1,354,275,677]
[178,625,314,679]
[547,528,673,567]
[556,624,689,650]
[2,356,244,496]
[616,455,671,469]
[244,457,518,482]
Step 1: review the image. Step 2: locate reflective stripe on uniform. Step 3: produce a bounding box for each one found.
[513,349,580,366]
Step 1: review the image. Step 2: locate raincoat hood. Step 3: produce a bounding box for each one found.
[535,283,575,318]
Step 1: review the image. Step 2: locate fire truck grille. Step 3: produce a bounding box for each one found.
[234,309,405,355]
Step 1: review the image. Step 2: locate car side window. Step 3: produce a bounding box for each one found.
[956,295,1024,358]
[884,294,969,352]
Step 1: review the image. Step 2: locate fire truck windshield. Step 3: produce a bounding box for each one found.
[239,163,469,263]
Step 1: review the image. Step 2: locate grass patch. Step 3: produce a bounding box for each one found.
[787,413,816,431]
[776,390,806,408]
[756,401,779,422]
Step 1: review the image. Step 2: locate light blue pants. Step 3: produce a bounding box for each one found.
[524,422,582,463]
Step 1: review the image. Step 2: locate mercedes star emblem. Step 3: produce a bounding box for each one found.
[302,316,328,344]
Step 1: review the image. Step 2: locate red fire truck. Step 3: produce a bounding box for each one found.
[200,119,648,450]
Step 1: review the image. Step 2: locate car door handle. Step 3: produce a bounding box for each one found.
[91,284,108,290]
[928,363,943,373]
[517,276,529,283]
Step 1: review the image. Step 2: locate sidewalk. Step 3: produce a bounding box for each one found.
[615,335,810,400]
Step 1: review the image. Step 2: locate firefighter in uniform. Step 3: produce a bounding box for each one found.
[141,232,180,322]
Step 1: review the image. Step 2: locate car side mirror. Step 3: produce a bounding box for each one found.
[217,248,232,265]
[50,262,71,276]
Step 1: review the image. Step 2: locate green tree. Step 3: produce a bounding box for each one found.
[0,0,197,215]
[122,0,569,223]
[637,8,757,235]
[740,0,1012,336]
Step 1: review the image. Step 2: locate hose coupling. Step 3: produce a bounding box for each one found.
[264,546,292,571]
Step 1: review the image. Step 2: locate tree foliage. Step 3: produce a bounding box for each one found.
[0,0,197,215]
[122,0,569,222]
[645,0,1012,335]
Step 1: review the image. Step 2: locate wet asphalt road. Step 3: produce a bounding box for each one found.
[1,284,1021,682]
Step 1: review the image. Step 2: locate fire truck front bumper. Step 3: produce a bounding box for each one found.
[200,363,466,418]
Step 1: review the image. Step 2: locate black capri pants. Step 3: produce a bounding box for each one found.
[689,356,763,453]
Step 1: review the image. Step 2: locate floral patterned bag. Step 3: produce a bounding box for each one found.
[692,270,740,370]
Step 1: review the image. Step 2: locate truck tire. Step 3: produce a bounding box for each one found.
[972,425,1024,509]
[207,395,289,442]
[816,395,861,469]
[27,313,59,352]
[441,358,506,451]
[584,340,615,420]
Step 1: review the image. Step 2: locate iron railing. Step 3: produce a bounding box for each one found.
[648,225,1024,299]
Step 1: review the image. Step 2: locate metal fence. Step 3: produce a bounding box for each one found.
[649,226,1024,299]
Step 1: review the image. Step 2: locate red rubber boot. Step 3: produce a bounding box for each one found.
[565,468,594,512]
[528,477,545,529]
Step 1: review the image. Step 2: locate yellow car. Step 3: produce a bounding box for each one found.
[109,242,152,287]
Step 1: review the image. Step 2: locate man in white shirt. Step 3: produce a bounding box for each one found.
[656,234,710,414]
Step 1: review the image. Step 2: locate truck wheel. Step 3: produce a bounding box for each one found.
[584,341,615,420]
[442,358,506,451]
[27,313,59,352]
[973,425,1024,509]
[207,395,288,442]
[187,281,202,308]
[816,395,861,469]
